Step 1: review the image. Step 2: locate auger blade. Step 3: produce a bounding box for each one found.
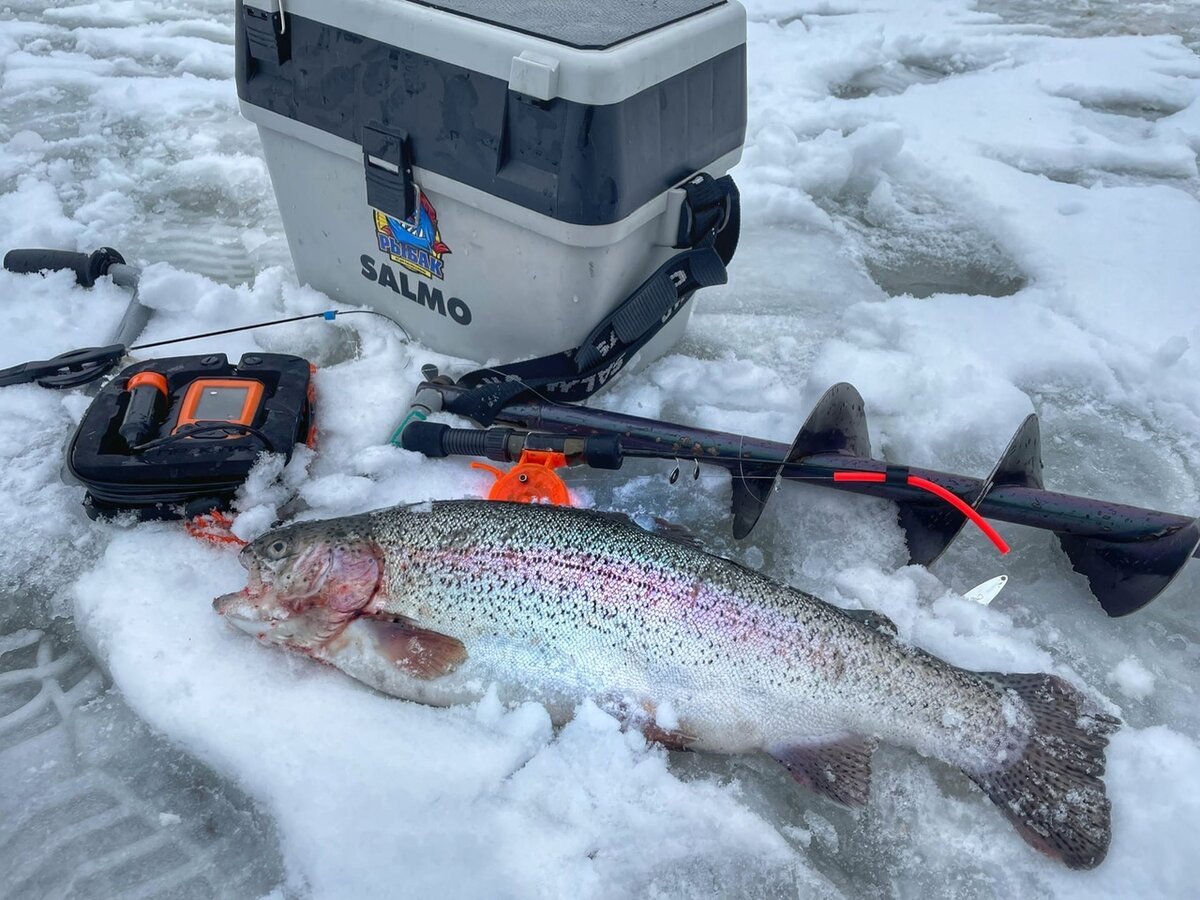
[1059,519,1200,616]
[899,414,1046,567]
[990,414,1044,490]
[730,383,871,539]
[788,382,871,459]
[731,468,777,540]
[899,504,974,567]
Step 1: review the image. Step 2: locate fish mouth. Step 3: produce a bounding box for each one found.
[213,589,311,643]
[213,551,284,620]
[213,588,260,619]
[213,557,272,616]
[212,553,360,647]
[213,540,380,648]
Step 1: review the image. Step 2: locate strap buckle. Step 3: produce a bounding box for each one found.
[675,173,735,250]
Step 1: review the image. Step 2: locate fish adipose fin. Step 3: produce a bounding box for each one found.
[839,607,898,637]
[971,673,1120,870]
[769,734,877,806]
[590,511,705,549]
[360,615,468,679]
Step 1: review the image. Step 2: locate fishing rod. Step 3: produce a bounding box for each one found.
[401,374,1199,618]
[0,247,398,389]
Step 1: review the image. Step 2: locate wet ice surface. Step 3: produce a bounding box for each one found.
[0,622,283,899]
[0,0,291,284]
[1,0,1199,898]
[977,0,1200,52]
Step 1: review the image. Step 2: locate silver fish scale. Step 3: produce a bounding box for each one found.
[352,501,1030,767]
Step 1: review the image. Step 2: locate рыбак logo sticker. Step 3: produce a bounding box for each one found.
[373,190,451,281]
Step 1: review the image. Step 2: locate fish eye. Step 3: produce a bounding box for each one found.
[265,538,289,559]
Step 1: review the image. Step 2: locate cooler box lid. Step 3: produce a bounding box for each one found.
[408,0,727,50]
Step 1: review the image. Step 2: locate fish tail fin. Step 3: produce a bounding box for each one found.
[969,673,1120,870]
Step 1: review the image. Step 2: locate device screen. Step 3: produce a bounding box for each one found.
[192,385,250,421]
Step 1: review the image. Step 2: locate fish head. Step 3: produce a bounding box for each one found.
[213,517,383,652]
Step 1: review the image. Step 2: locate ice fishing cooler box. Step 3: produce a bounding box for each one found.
[235,0,746,370]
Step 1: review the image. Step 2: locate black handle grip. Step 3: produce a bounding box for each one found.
[401,421,502,459]
[0,344,125,389]
[3,247,125,287]
[402,421,625,470]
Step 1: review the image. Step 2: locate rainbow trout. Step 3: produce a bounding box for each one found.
[214,500,1117,868]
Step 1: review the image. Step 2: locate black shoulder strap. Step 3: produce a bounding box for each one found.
[449,173,740,425]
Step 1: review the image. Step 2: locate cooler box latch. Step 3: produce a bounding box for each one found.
[242,2,290,66]
[363,124,416,220]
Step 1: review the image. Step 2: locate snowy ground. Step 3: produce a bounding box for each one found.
[1,1,1199,898]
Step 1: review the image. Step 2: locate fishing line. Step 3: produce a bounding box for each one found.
[734,430,771,510]
[0,305,412,389]
[130,308,407,352]
[468,366,578,410]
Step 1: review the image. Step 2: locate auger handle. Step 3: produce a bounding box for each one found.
[4,247,126,288]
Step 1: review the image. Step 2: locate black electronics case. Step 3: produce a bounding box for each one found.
[68,353,314,520]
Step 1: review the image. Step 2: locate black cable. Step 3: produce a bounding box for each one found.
[133,421,276,453]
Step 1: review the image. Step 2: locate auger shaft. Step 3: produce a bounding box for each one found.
[495,399,1195,546]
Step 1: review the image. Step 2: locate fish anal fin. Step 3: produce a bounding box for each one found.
[769,734,876,806]
[604,696,698,751]
[360,615,467,679]
[640,720,697,752]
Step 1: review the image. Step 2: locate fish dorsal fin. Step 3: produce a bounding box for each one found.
[768,734,877,806]
[840,607,898,637]
[359,615,468,679]
[590,510,704,549]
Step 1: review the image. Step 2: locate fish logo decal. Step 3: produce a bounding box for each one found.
[373,190,451,281]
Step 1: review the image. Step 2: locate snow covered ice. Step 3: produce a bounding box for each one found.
[1,0,1199,897]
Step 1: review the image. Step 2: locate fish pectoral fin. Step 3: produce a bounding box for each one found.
[640,719,697,752]
[768,734,877,806]
[359,615,468,679]
[839,607,898,637]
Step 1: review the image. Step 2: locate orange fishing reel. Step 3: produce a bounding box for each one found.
[399,421,624,507]
[472,450,573,505]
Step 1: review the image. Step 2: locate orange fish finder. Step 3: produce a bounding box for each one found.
[173,378,266,437]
